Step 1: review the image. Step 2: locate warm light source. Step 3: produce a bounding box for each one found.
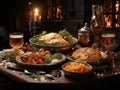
[104,15,112,28]
[107,21,112,28]
[56,6,62,19]
[34,8,39,16]
[116,1,119,12]
[34,8,39,22]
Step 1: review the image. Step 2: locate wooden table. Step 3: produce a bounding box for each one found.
[0,58,120,89]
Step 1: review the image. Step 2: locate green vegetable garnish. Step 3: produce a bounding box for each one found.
[41,31,47,35]
[59,28,77,44]
[69,56,75,60]
[29,72,41,81]
[44,53,63,64]
[5,52,16,63]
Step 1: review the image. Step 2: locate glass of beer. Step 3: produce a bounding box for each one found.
[101,31,115,55]
[9,32,24,55]
[101,30,115,68]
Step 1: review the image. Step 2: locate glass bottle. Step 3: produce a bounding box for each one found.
[90,3,105,49]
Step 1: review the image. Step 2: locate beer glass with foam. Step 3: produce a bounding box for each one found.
[9,32,24,55]
[101,30,116,68]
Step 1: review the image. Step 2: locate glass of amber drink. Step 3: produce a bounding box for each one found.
[101,31,115,55]
[101,30,115,68]
[9,32,24,55]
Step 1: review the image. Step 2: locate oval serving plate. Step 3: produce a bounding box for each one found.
[66,51,107,64]
[16,53,66,70]
[29,37,78,52]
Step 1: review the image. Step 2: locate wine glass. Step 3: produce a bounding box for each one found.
[101,30,115,68]
[9,32,24,55]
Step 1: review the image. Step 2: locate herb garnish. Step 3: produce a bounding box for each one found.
[5,52,16,63]
[29,71,41,81]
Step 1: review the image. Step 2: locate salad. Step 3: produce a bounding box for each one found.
[30,29,78,46]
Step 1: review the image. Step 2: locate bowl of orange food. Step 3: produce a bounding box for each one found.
[62,61,93,78]
[29,29,78,52]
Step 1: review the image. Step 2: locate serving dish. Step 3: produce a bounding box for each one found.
[16,52,66,70]
[29,38,78,52]
[29,29,78,52]
[66,51,107,65]
[62,61,93,78]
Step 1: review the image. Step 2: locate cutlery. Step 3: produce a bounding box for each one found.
[7,64,46,75]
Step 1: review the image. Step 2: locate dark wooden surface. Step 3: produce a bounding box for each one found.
[0,58,120,89]
[0,43,120,89]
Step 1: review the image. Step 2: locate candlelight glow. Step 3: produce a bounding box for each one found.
[33,8,41,22]
[107,21,112,28]
[116,1,119,12]
[34,8,39,16]
[104,15,112,28]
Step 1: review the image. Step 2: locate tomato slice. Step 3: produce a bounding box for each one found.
[63,36,69,41]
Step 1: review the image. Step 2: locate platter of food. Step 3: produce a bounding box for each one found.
[16,48,66,69]
[29,29,78,52]
[66,47,108,64]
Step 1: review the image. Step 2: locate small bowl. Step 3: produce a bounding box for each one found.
[62,61,93,78]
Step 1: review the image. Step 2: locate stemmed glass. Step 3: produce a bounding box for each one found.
[9,32,24,55]
[101,30,115,68]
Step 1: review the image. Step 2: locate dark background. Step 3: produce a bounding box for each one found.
[3,0,119,52]
[0,0,93,50]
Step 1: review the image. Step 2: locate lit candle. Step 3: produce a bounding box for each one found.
[116,1,119,12]
[34,8,39,22]
[107,21,111,28]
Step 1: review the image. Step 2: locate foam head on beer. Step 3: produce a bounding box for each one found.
[101,33,115,49]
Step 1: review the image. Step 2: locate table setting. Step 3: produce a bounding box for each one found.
[0,28,120,85]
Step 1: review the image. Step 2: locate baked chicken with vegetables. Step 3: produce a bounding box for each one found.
[30,29,77,46]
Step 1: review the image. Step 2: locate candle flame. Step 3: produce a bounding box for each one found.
[34,8,39,16]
